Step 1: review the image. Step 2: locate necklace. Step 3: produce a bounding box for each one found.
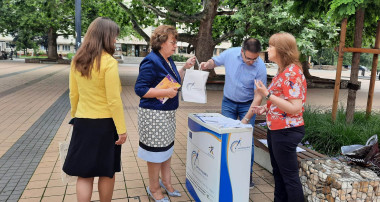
[167,61,178,80]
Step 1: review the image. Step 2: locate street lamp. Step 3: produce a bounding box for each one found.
[75,0,81,51]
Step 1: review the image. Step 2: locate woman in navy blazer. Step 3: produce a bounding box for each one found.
[135,25,195,202]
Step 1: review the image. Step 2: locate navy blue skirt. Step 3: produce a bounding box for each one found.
[63,118,121,178]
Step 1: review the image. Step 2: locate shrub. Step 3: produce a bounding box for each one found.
[67,53,75,60]
[171,54,188,62]
[302,106,380,156]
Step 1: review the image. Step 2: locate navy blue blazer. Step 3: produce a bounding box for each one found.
[134,50,181,110]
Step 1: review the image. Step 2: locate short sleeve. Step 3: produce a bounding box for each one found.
[256,60,267,89]
[282,66,304,100]
[212,49,230,66]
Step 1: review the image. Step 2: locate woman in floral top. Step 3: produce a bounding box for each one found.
[252,32,306,202]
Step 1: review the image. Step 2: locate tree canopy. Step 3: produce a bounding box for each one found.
[0,0,133,59]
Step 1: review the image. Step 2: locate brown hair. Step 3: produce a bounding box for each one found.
[73,17,119,78]
[150,25,178,52]
[269,32,300,72]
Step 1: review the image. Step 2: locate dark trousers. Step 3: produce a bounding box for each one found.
[267,126,305,202]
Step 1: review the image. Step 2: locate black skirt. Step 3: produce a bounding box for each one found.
[63,118,121,178]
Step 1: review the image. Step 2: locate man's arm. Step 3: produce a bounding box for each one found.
[200,59,217,70]
[242,90,263,124]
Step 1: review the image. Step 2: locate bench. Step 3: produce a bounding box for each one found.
[253,125,326,173]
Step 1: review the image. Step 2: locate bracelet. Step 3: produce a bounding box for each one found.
[244,117,250,122]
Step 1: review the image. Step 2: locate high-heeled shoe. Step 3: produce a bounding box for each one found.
[146,186,170,202]
[159,179,182,197]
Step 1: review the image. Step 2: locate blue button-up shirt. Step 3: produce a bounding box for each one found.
[212,47,267,102]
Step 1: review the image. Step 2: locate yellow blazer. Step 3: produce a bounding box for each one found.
[69,52,126,134]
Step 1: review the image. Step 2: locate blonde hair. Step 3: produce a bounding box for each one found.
[269,32,300,72]
[150,25,178,51]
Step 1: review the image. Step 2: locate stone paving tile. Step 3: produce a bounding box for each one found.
[0,64,70,159]
[249,193,273,202]
[0,64,52,79]
[0,90,70,201]
[8,61,379,201]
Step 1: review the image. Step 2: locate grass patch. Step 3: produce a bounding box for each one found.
[171,54,189,62]
[303,106,380,156]
[20,56,48,59]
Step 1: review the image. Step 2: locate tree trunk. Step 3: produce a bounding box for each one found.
[47,27,58,60]
[301,61,312,79]
[346,8,365,123]
[194,0,219,78]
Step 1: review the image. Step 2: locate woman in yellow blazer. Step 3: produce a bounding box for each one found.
[63,17,127,202]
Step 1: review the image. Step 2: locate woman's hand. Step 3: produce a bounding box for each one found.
[183,56,196,69]
[254,80,269,97]
[251,105,267,115]
[115,133,127,145]
[166,87,179,98]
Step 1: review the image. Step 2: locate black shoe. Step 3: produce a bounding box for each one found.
[249,174,255,189]
[249,181,255,189]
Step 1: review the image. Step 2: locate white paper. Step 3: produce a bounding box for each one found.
[195,115,252,128]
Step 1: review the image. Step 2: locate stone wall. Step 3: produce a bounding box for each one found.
[300,158,380,202]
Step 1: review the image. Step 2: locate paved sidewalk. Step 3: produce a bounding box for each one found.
[0,61,379,202]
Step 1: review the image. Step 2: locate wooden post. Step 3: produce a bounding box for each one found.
[332,18,348,121]
[366,20,380,117]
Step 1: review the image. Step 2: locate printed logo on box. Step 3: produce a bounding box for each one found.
[191,150,199,169]
[191,150,208,178]
[208,145,214,155]
[230,138,250,153]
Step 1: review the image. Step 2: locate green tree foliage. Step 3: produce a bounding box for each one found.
[119,0,339,78]
[118,0,258,76]
[234,1,339,78]
[280,0,380,123]
[0,0,132,59]
[281,0,380,48]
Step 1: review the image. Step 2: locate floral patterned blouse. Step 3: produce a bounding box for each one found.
[266,64,307,130]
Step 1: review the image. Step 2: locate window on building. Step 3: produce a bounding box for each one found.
[57,45,60,51]
[62,45,70,51]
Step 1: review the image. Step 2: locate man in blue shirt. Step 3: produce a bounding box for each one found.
[200,38,267,188]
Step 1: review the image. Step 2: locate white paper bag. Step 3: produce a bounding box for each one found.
[182,69,209,103]
[59,126,77,184]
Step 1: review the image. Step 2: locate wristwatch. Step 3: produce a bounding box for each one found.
[265,92,272,100]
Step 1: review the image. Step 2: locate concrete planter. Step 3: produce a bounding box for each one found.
[25,58,41,63]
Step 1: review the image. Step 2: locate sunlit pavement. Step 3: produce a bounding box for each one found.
[0,60,379,201]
